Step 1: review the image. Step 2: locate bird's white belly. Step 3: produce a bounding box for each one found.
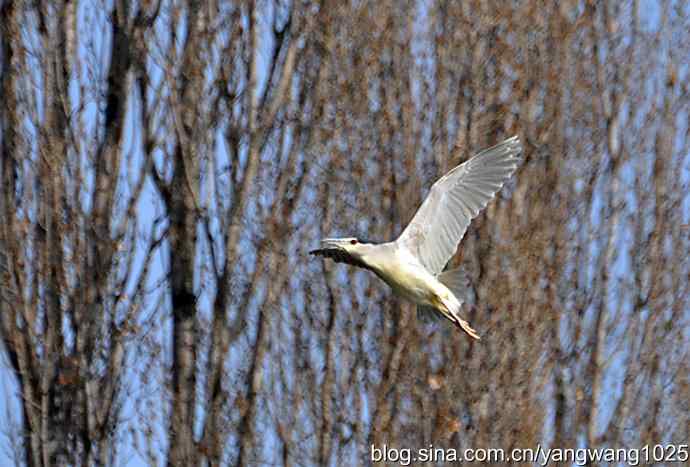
[373,261,447,307]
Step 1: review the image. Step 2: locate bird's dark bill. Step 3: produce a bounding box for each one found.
[309,247,372,271]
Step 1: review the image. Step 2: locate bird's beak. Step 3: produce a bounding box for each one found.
[309,238,348,255]
[321,238,348,249]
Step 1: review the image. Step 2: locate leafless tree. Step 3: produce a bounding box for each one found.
[1,1,688,466]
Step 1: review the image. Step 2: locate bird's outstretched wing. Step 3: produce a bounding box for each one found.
[397,136,522,274]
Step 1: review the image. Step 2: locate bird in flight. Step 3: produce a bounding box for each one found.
[310,136,522,339]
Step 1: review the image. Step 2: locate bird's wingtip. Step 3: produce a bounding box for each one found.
[504,134,521,148]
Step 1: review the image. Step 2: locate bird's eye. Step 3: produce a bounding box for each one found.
[350,239,358,245]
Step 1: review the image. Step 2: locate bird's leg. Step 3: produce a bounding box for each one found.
[454,316,481,340]
[433,294,481,340]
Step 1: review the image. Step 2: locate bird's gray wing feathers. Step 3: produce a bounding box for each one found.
[417,305,442,323]
[397,136,521,274]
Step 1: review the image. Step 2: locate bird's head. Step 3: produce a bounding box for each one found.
[309,237,377,268]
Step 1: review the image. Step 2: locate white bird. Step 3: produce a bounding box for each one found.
[310,136,522,339]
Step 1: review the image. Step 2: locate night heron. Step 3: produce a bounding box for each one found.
[310,136,522,339]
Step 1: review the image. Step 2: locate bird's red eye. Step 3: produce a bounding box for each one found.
[350,239,358,245]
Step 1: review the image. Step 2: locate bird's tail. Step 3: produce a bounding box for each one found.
[437,268,472,304]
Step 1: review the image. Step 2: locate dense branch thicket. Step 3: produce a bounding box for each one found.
[1,0,688,466]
